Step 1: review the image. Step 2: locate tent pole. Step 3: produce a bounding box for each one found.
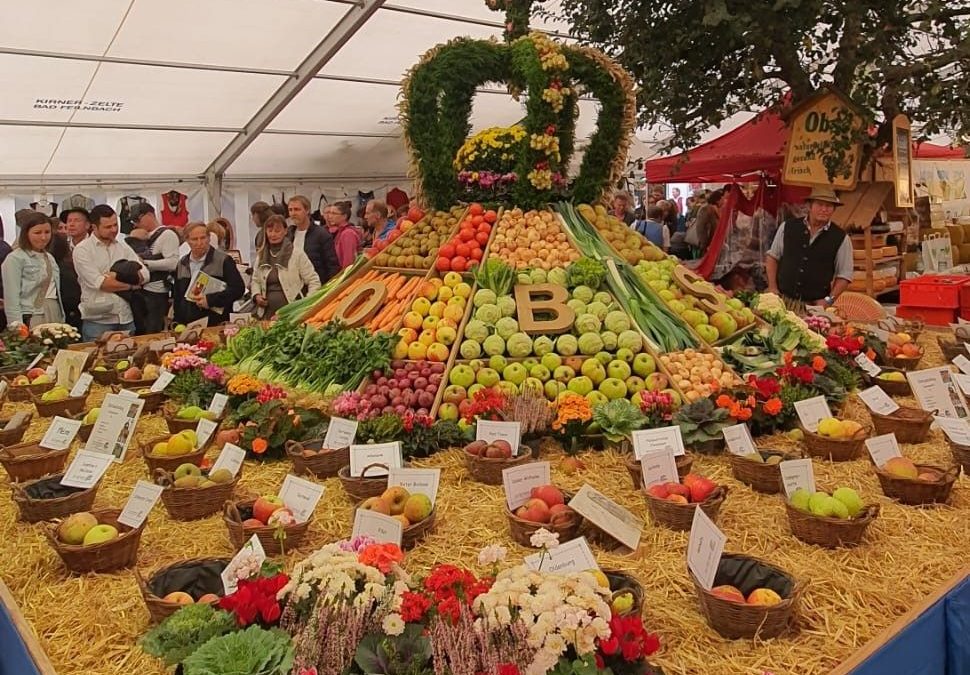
[205,171,223,218]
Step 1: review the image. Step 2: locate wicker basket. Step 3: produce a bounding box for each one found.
[137,557,230,623]
[727,449,799,494]
[45,508,145,573]
[0,443,70,482]
[11,474,100,523]
[0,412,33,446]
[882,350,924,371]
[337,463,393,502]
[864,370,912,397]
[91,368,119,386]
[785,500,879,548]
[875,463,958,505]
[507,494,582,547]
[691,553,801,639]
[644,486,728,531]
[157,468,241,521]
[937,337,969,363]
[402,507,437,549]
[141,436,208,474]
[286,438,350,479]
[625,453,693,490]
[464,444,538,485]
[32,393,88,418]
[224,499,311,555]
[6,380,54,402]
[869,406,932,444]
[165,414,221,435]
[688,437,725,455]
[948,440,970,475]
[800,423,869,462]
[605,570,644,616]
[111,385,167,413]
[77,422,94,442]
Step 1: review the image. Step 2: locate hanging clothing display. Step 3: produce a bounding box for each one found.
[63,194,95,212]
[29,199,58,217]
[161,190,189,227]
[117,195,148,234]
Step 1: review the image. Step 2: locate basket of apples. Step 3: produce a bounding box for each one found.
[868,405,932,444]
[863,368,911,397]
[5,368,55,401]
[506,484,582,547]
[142,430,209,474]
[463,439,536,485]
[224,496,309,555]
[800,417,869,462]
[727,449,801,495]
[785,485,879,548]
[45,508,145,574]
[691,553,802,639]
[875,456,959,505]
[357,486,436,549]
[882,333,924,370]
[136,557,229,623]
[31,384,88,418]
[643,473,726,531]
[625,452,693,490]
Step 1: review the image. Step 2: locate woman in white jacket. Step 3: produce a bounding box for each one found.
[251,215,321,319]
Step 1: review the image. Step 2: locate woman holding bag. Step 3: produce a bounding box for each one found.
[1,211,65,328]
[250,215,320,319]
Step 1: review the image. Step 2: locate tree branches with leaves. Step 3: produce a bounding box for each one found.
[556,0,970,152]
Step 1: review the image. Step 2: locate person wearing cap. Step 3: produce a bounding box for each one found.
[130,202,179,334]
[765,186,852,308]
[60,207,91,250]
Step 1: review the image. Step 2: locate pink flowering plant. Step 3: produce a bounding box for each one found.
[160,347,228,409]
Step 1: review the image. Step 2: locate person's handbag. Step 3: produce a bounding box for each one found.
[683,217,701,247]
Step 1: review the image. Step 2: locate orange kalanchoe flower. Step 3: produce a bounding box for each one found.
[763,398,783,416]
[812,355,827,373]
[783,351,794,366]
[716,394,734,409]
[251,437,268,455]
[358,542,404,573]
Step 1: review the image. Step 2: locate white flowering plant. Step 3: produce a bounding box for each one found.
[30,323,81,350]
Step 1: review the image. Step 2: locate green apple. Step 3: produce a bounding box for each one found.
[488,354,508,373]
[540,353,562,372]
[82,407,100,425]
[625,376,646,395]
[449,364,475,388]
[553,365,575,383]
[544,380,564,400]
[615,347,635,363]
[599,377,628,400]
[529,364,551,381]
[83,524,119,546]
[496,381,519,397]
[438,402,459,421]
[607,360,631,380]
[595,351,612,366]
[580,359,606,385]
[467,383,486,398]
[476,368,500,387]
[586,390,609,407]
[567,376,594,396]
[632,353,656,377]
[503,363,528,385]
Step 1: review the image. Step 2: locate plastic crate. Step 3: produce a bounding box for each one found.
[896,304,958,326]
[960,284,970,311]
[899,275,970,308]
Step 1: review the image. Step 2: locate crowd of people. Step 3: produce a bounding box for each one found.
[611,186,726,259]
[0,193,401,340]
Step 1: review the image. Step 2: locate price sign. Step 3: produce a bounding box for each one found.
[475,420,522,456]
[39,416,82,450]
[908,366,970,418]
[523,536,599,573]
[195,418,218,447]
[865,433,902,468]
[2,411,30,431]
[779,458,816,498]
[60,450,113,488]
[639,448,679,488]
[858,386,900,415]
[117,480,164,528]
[207,393,229,417]
[632,426,685,458]
[349,442,402,477]
[278,475,325,524]
[722,424,757,456]
[221,535,266,595]
[210,443,246,478]
[933,416,970,445]
[323,417,358,450]
[388,468,441,505]
[229,313,252,326]
[501,461,550,511]
[855,353,881,377]
[150,370,176,393]
[69,373,93,398]
[793,396,832,432]
[954,355,970,375]
[568,485,642,551]
[352,509,403,546]
[27,352,46,369]
[687,507,726,591]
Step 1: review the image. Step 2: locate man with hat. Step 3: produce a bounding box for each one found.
[59,207,91,250]
[766,186,853,308]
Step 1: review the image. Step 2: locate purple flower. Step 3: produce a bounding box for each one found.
[202,364,225,383]
[337,535,377,553]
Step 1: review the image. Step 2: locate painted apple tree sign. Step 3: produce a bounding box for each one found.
[400,0,636,210]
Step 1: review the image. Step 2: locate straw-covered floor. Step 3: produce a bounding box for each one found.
[1,333,968,675]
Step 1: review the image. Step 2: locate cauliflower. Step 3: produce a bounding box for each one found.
[547,267,568,286]
[475,304,501,325]
[496,295,516,318]
[483,334,506,357]
[604,310,631,333]
[473,288,497,308]
[495,317,519,340]
[460,339,482,359]
[464,319,490,343]
[567,299,587,315]
[506,332,534,358]
[578,332,605,355]
[556,334,579,356]
[571,285,595,303]
[600,330,618,351]
[585,301,609,321]
[529,268,548,284]
[617,330,643,352]
[574,313,602,334]
[593,291,613,306]
[533,335,555,356]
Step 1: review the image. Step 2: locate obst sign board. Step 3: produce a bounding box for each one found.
[782,90,864,190]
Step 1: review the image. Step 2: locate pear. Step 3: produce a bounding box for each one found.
[742,452,765,463]
[790,488,812,512]
[208,468,233,484]
[174,463,201,480]
[173,475,200,488]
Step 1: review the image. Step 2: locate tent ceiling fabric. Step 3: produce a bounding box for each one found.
[0,0,579,180]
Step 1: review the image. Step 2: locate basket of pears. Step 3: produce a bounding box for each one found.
[45,508,145,573]
[155,463,240,521]
[727,449,801,494]
[32,384,88,418]
[800,417,869,462]
[142,430,209,474]
[785,486,879,548]
[165,404,222,434]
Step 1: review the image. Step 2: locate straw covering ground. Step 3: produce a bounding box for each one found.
[1,334,968,675]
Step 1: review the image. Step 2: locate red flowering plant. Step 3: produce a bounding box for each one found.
[399,564,493,626]
[714,372,790,435]
[595,613,663,675]
[462,388,508,424]
[218,567,290,629]
[637,391,675,428]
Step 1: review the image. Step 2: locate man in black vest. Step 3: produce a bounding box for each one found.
[765,187,853,308]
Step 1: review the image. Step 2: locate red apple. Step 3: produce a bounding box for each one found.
[519,498,551,524]
[484,444,511,459]
[666,494,689,504]
[711,585,745,603]
[689,477,718,503]
[491,439,513,456]
[646,484,669,499]
[665,483,691,499]
[464,440,488,456]
[253,495,284,524]
[242,518,264,528]
[530,485,565,508]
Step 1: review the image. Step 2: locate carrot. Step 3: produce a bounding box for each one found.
[371,299,402,327]
[396,277,421,301]
[383,275,405,299]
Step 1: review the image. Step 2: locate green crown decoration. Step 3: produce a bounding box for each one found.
[400,0,636,209]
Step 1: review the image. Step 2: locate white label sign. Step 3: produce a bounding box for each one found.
[794,396,832,432]
[210,443,246,478]
[222,535,266,594]
[278,475,325,524]
[323,417,358,450]
[388,467,441,505]
[687,507,727,591]
[60,450,113,488]
[117,388,139,400]
[69,373,93,398]
[2,411,30,431]
[858,385,901,415]
[639,448,679,488]
[352,508,403,546]
[955,355,970,375]
[84,392,144,463]
[195,418,218,447]
[722,424,757,456]
[117,480,164,528]
[908,367,970,418]
[865,433,902,468]
[632,426,685,458]
[150,370,176,393]
[567,484,642,550]
[523,536,599,573]
[502,461,551,511]
[39,416,82,450]
[349,442,402,477]
[934,415,970,445]
[229,312,252,325]
[779,458,816,498]
[855,353,882,376]
[954,373,970,397]
[207,393,229,417]
[0,380,7,400]
[475,420,522,456]
[27,352,45,369]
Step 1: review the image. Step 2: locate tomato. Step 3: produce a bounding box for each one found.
[477,223,491,234]
[439,244,456,259]
[451,256,467,271]
[459,228,475,242]
[435,257,451,271]
[470,247,483,261]
[468,203,484,216]
[387,230,401,242]
[407,207,425,223]
[471,215,484,226]
[475,231,490,246]
[483,209,498,223]
[455,243,471,258]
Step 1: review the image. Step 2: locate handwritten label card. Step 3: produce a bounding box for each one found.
[687,507,727,591]
[69,373,93,398]
[27,352,46,369]
[865,433,902,468]
[475,420,522,456]
[222,535,266,594]
[779,458,816,498]
[39,416,82,450]
[502,461,551,511]
[933,415,970,445]
[388,467,441,505]
[954,354,970,375]
[150,370,176,393]
[195,418,218,447]
[722,424,757,456]
[794,396,832,432]
[568,484,642,551]
[210,443,246,478]
[323,417,358,450]
[639,448,679,488]
[349,442,402,477]
[207,393,229,417]
[278,475,325,524]
[352,509,403,546]
[858,385,901,415]
[116,388,139,400]
[855,352,882,377]
[60,450,113,488]
[954,373,970,397]
[2,411,30,431]
[84,393,144,463]
[523,536,599,573]
[117,480,164,528]
[632,426,685,458]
